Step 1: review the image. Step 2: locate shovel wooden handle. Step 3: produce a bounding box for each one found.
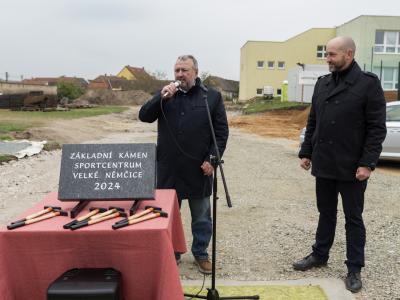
[12,207,54,224]
[25,212,61,224]
[70,212,122,230]
[77,209,101,222]
[126,207,155,221]
[129,213,160,225]
[26,207,54,219]
[89,212,121,225]
[63,209,102,229]
[90,209,116,220]
[112,212,161,229]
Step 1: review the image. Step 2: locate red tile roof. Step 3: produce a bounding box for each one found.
[88,75,130,90]
[22,76,88,88]
[124,66,154,80]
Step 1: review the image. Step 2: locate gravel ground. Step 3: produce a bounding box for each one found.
[0,108,399,300]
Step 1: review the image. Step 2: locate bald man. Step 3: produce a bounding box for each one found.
[294,36,386,293]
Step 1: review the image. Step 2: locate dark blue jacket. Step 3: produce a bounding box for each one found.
[299,62,387,180]
[139,79,229,199]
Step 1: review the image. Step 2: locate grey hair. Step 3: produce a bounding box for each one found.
[177,55,198,71]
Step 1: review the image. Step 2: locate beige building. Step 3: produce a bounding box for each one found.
[239,28,335,102]
[239,15,400,102]
[336,15,400,94]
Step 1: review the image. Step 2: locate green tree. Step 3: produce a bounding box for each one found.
[57,81,84,100]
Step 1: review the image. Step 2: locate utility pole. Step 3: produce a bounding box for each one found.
[297,62,305,103]
[370,47,374,72]
[397,61,400,101]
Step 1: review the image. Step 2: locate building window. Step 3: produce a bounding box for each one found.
[256,88,263,95]
[316,45,327,58]
[373,67,399,90]
[374,30,400,53]
[277,88,282,95]
[257,61,264,68]
[278,61,285,69]
[267,61,274,69]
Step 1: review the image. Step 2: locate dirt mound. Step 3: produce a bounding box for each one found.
[75,89,152,106]
[289,106,310,127]
[229,108,310,140]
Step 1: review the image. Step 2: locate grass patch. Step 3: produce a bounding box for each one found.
[0,154,17,164]
[243,98,309,114]
[0,135,13,141]
[0,106,128,121]
[43,141,61,151]
[0,122,33,140]
[0,122,32,133]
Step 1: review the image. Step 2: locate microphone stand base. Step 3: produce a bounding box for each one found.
[185,288,259,299]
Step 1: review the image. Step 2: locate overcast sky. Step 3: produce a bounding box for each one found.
[1,0,399,81]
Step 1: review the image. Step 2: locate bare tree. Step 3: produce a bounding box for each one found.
[150,70,168,80]
[200,71,210,81]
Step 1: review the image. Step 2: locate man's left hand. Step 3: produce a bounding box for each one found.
[356,167,371,181]
[201,161,214,176]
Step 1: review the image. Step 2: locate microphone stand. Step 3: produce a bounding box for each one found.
[184,85,259,300]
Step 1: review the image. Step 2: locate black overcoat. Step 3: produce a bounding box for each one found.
[139,79,229,199]
[299,62,387,180]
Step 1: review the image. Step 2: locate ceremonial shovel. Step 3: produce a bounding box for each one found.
[112,211,168,230]
[7,208,68,230]
[63,207,107,229]
[114,205,162,226]
[70,208,126,230]
[11,206,61,224]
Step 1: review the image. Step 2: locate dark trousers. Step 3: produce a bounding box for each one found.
[312,177,367,272]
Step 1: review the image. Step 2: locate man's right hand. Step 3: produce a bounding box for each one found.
[161,82,178,99]
[300,158,311,170]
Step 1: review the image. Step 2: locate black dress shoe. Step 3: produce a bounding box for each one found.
[293,254,327,271]
[345,272,362,293]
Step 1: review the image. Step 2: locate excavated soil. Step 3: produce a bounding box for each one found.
[229,108,310,140]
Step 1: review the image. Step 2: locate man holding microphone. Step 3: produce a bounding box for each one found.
[139,55,229,274]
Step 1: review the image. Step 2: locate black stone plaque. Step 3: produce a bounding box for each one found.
[58,143,156,201]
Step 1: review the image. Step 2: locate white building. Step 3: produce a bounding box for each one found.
[288,64,329,103]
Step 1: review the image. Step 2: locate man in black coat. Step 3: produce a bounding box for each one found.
[139,55,229,274]
[293,37,386,293]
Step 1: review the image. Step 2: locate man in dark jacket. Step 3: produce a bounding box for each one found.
[293,37,386,293]
[139,55,229,274]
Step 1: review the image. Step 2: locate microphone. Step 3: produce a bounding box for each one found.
[162,81,181,98]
